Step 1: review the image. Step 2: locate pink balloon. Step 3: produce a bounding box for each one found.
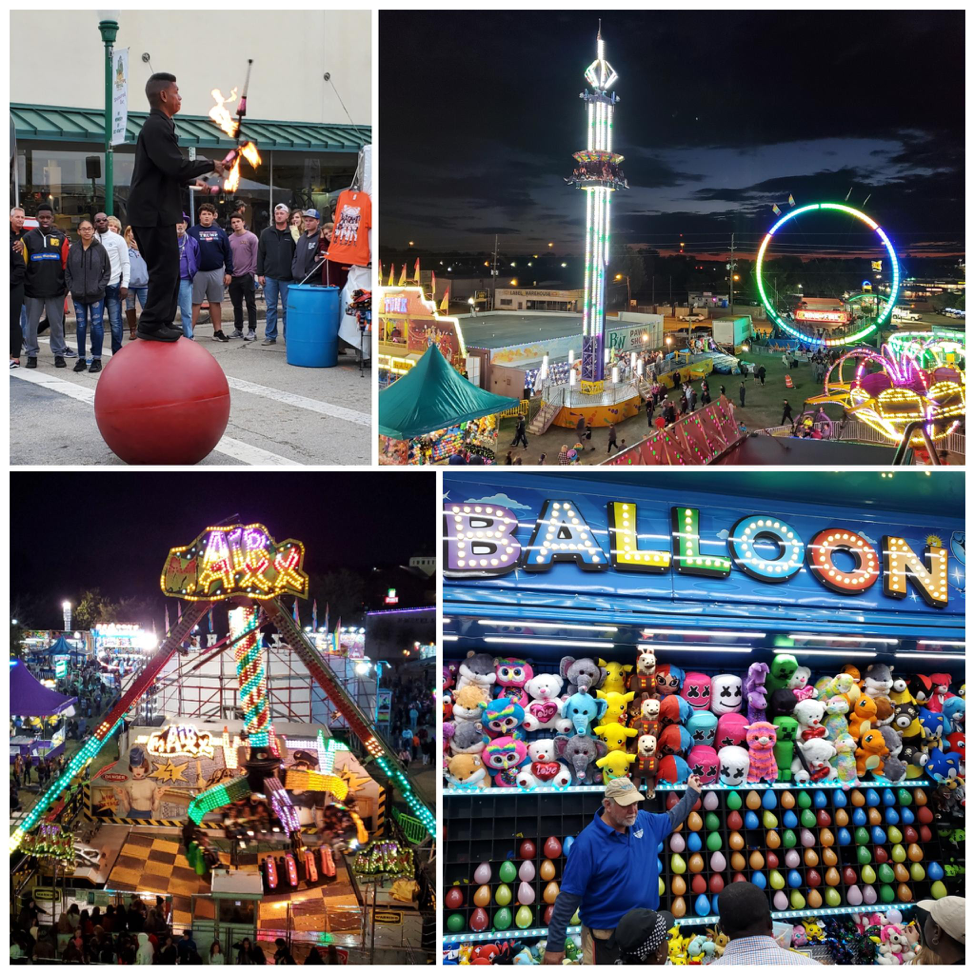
[473,862,491,885]
[847,885,863,907]
[800,828,816,848]
[470,907,489,932]
[710,851,726,872]
[773,891,789,911]
[863,886,878,905]
[670,833,686,853]
[518,881,536,906]
[703,792,720,811]
[518,860,536,882]
[784,850,800,869]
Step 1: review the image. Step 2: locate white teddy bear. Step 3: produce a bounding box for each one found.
[516,738,573,789]
[522,674,572,734]
[791,737,838,784]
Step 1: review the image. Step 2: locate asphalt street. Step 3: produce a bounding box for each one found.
[11,328,372,465]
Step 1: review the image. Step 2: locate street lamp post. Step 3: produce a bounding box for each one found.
[62,601,72,632]
[615,273,631,309]
[98,17,120,216]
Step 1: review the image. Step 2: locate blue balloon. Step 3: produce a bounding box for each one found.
[884,808,900,826]
[899,808,915,825]
[783,810,799,829]
[871,826,887,845]
[813,790,828,809]
[852,808,868,827]
[927,862,945,881]
[865,789,881,807]
[751,871,767,889]
[882,788,896,807]
[656,839,664,853]
[695,894,712,917]
[762,791,777,810]
[745,810,760,830]
[564,836,574,855]
[832,789,847,808]
[787,869,803,888]
[657,857,663,872]
[837,828,853,846]
[712,895,721,915]
[687,832,702,853]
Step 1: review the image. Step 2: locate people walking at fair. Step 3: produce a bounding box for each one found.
[646,397,655,425]
[176,216,200,338]
[291,208,324,283]
[607,423,619,453]
[689,386,698,410]
[257,203,296,345]
[543,776,702,965]
[758,364,767,386]
[127,72,223,342]
[228,214,259,340]
[188,203,234,342]
[122,227,149,341]
[21,202,71,369]
[10,205,27,368]
[511,415,529,448]
[739,380,747,407]
[781,400,794,426]
[93,212,130,354]
[65,219,110,374]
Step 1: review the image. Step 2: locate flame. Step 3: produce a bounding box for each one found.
[209,88,239,138]
[224,142,262,192]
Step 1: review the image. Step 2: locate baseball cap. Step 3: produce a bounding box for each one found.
[604,777,644,806]
[303,208,321,221]
[615,908,668,959]
[916,896,965,945]
[274,203,290,213]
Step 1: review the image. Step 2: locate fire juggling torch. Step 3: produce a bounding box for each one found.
[207,59,261,193]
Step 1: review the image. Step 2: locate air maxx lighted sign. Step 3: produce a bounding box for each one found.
[444,500,951,608]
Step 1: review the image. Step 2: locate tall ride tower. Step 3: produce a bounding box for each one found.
[570,26,627,395]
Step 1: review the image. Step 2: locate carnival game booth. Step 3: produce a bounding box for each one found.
[378,344,519,464]
[441,471,965,965]
[10,659,77,764]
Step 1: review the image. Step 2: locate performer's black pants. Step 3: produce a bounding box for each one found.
[132,225,180,330]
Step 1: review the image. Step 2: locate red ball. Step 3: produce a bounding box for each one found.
[94,338,230,464]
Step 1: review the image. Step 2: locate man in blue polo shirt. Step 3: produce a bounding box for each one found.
[543,773,702,965]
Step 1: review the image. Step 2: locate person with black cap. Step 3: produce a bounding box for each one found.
[126,72,225,341]
[914,895,964,965]
[613,908,672,965]
[291,209,324,284]
[709,881,820,965]
[543,775,702,965]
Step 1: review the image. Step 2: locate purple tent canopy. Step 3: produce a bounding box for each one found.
[9,660,77,717]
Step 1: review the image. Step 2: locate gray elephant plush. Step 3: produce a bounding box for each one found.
[560,656,604,696]
[554,733,608,784]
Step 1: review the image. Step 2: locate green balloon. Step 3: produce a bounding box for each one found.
[447,913,465,933]
[891,844,907,863]
[878,863,896,884]
[887,826,903,844]
[494,907,513,931]
[910,862,926,882]
[857,845,872,865]
[499,860,517,884]
[671,854,687,875]
[797,791,812,809]
[930,881,948,900]
[800,809,817,828]
[855,827,871,845]
[769,869,785,890]
[861,865,877,885]
[706,832,723,852]
[763,810,779,829]
[824,888,842,907]
[782,829,797,849]
[727,792,743,810]
[898,789,912,806]
[705,813,721,831]
[790,890,806,910]
[879,884,896,904]
[495,883,512,906]
[515,906,533,930]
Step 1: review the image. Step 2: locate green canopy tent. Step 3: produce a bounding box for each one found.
[378,344,519,440]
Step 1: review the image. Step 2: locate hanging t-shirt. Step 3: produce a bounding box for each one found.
[326,189,371,267]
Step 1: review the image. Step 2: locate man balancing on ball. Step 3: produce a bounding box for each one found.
[126,73,226,342]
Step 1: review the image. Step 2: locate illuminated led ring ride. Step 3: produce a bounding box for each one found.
[755,203,900,347]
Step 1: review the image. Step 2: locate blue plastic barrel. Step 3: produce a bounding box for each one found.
[285,285,341,367]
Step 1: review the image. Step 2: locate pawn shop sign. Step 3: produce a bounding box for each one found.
[161,523,309,601]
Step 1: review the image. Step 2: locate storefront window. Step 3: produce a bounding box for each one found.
[269,150,359,225]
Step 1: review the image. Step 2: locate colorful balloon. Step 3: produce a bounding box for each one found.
[671,854,687,874]
[773,891,789,911]
[494,884,512,907]
[519,840,536,859]
[730,852,746,872]
[474,862,492,885]
[896,884,913,903]
[499,860,517,884]
[540,859,556,882]
[746,791,762,810]
[515,906,533,929]
[727,811,744,830]
[706,832,723,852]
[447,913,465,933]
[807,888,823,909]
[691,875,707,895]
[470,907,489,932]
[726,791,742,811]
[671,875,687,896]
[710,851,727,872]
[847,885,863,906]
[688,853,705,874]
[494,907,513,930]
[517,881,535,905]
[863,886,878,905]
[769,869,785,890]
[703,791,720,811]
[780,791,795,809]
[519,860,536,882]
[672,896,687,918]
[694,894,711,916]
[824,887,842,907]
[790,890,806,910]
[446,888,464,910]
[930,881,948,900]
[544,836,563,859]
[543,882,560,905]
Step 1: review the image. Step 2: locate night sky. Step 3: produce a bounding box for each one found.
[11,472,434,626]
[380,10,965,259]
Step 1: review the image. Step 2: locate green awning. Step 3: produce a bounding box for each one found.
[11,102,370,152]
[379,345,519,440]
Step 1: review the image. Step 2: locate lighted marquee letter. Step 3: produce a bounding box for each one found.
[197,530,235,595]
[729,515,804,584]
[228,526,273,594]
[671,507,731,579]
[881,536,949,608]
[523,500,607,573]
[806,529,880,595]
[443,503,521,577]
[608,502,671,573]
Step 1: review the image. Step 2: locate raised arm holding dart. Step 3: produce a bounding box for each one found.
[126,73,226,342]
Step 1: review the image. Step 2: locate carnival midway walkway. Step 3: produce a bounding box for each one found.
[10,317,371,466]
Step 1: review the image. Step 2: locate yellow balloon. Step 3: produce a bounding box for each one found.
[543,882,560,905]
[891,844,907,863]
[494,884,512,907]
[671,854,687,875]
[474,885,491,908]
[540,859,556,882]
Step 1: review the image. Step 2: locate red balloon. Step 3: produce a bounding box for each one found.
[709,874,725,894]
[94,338,230,464]
[445,888,464,910]
[732,872,748,884]
[920,826,933,843]
[544,905,554,926]
[470,907,489,932]
[543,836,563,859]
[667,793,681,810]
[807,869,822,887]
[874,846,889,864]
[692,796,702,811]
[903,827,919,844]
[691,875,707,895]
[917,807,934,825]
[519,840,537,859]
[816,810,832,827]
[766,852,779,870]
[727,811,744,831]
[842,867,858,885]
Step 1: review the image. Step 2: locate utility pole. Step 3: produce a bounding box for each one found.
[98,18,119,216]
[729,232,735,316]
[490,234,499,312]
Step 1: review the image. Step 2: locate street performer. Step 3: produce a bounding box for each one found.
[127,72,225,341]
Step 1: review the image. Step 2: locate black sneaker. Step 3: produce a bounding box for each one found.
[54,356,66,369]
[261,338,277,346]
[137,324,182,343]
[73,358,87,373]
[230,330,244,339]
[63,348,77,357]
[213,331,230,343]
[89,359,102,374]
[26,357,37,369]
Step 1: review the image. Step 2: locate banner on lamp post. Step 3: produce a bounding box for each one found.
[111,48,129,145]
